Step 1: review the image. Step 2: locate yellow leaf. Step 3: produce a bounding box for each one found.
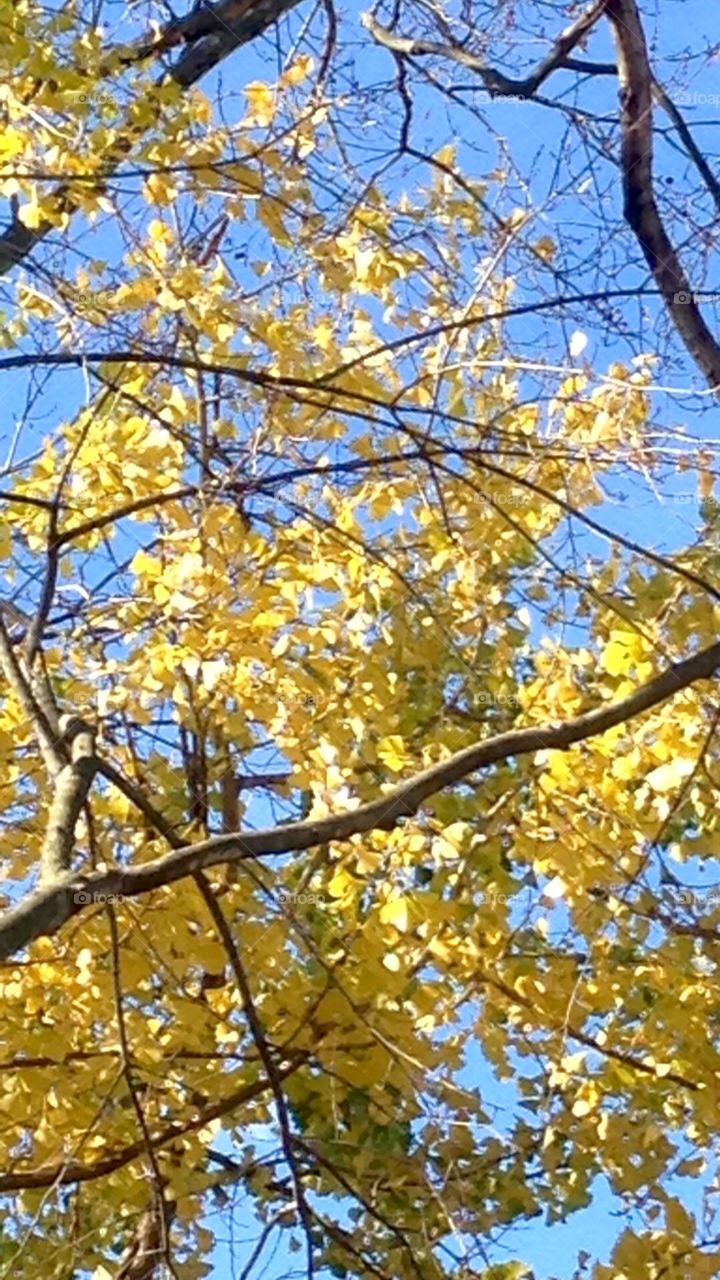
[328,869,354,898]
[534,235,556,262]
[245,81,276,126]
[601,638,630,677]
[379,897,411,932]
[377,735,407,773]
[142,174,176,206]
[147,218,173,244]
[258,197,290,245]
[225,163,263,193]
[646,759,695,793]
[201,659,225,691]
[0,128,25,161]
[131,550,162,577]
[572,1096,594,1118]
[18,198,43,229]
[283,55,314,86]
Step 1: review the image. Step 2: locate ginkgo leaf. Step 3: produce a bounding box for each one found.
[201,659,225,691]
[646,758,695,793]
[245,81,276,125]
[379,897,412,932]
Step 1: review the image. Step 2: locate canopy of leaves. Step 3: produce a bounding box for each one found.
[1,1,720,1278]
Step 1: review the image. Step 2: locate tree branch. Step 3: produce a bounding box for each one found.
[362,0,609,99]
[1,639,718,960]
[107,906,177,1280]
[196,875,316,1271]
[650,77,720,220]
[605,0,720,392]
[0,612,64,777]
[39,716,98,887]
[0,1058,303,1192]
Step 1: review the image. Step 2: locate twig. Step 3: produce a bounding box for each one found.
[108,907,178,1279]
[194,875,316,1276]
[362,0,609,99]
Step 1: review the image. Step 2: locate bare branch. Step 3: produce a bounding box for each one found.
[363,0,609,99]
[651,78,720,220]
[196,875,316,1273]
[108,907,177,1280]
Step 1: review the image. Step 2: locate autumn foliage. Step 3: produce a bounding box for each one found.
[1,0,720,1278]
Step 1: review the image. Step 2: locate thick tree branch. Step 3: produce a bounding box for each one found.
[0,620,97,886]
[1,639,719,960]
[606,0,720,392]
[40,716,98,887]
